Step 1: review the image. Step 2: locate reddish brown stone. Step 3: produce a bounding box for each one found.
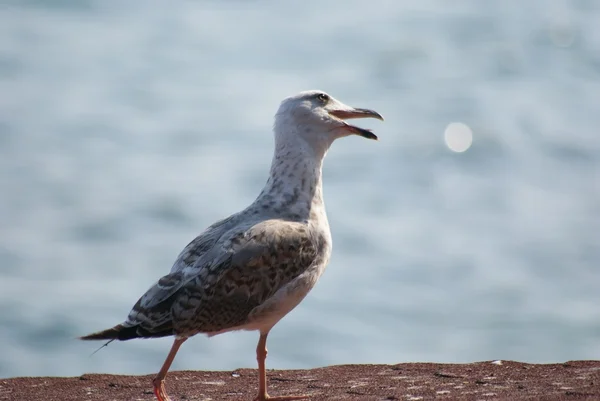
[1,361,599,401]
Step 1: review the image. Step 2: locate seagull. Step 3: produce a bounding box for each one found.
[80,90,383,401]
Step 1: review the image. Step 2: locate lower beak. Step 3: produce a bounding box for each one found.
[329,108,384,140]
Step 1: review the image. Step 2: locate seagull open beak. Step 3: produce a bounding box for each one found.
[329,107,384,140]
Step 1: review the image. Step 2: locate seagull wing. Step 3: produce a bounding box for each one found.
[122,219,327,337]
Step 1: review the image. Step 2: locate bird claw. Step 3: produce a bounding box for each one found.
[153,378,171,401]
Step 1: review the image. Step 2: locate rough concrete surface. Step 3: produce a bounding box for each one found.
[1,361,599,401]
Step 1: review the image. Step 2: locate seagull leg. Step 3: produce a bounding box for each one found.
[152,337,187,401]
[253,332,309,401]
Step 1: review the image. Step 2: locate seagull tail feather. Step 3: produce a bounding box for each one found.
[80,323,174,341]
[80,324,135,341]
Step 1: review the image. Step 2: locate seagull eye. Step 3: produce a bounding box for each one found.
[316,93,329,103]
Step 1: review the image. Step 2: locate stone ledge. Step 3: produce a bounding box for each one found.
[1,361,599,401]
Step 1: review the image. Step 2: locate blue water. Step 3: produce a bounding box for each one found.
[1,0,599,379]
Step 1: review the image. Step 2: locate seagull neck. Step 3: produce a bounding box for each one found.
[255,138,327,220]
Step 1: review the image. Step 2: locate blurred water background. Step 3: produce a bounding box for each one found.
[1,0,599,378]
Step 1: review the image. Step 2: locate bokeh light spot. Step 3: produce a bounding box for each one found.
[444,122,473,153]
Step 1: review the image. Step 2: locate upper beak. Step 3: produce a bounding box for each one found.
[329,108,384,121]
[329,107,384,140]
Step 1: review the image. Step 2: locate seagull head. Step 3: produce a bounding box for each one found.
[274,90,384,154]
